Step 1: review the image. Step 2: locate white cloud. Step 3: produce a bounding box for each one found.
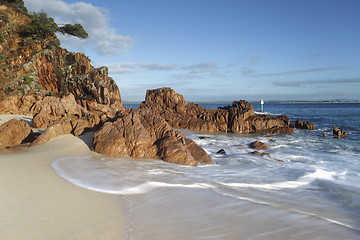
[273,77,360,87]
[183,62,218,73]
[24,0,133,56]
[105,62,179,74]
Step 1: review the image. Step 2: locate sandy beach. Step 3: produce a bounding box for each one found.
[0,116,125,240]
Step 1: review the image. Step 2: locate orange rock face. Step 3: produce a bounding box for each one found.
[92,109,214,166]
[0,3,122,113]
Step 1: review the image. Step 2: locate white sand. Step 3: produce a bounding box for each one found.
[0,133,125,240]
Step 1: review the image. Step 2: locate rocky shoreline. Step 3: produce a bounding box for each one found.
[0,2,320,166]
[0,86,322,166]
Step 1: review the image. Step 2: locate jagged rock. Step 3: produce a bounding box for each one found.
[140,87,294,134]
[323,133,329,137]
[333,126,347,138]
[295,119,315,130]
[216,149,226,155]
[92,110,213,166]
[30,119,73,147]
[32,93,87,128]
[0,94,43,114]
[0,119,34,148]
[249,141,269,150]
[184,138,213,164]
[71,112,102,136]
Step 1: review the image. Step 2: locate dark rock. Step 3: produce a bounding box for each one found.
[333,126,347,138]
[0,119,33,148]
[273,158,285,162]
[249,141,269,150]
[295,119,315,130]
[216,149,226,155]
[261,152,271,157]
[249,151,261,156]
[323,133,329,137]
[199,136,211,140]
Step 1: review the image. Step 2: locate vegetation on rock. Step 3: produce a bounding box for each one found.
[2,0,28,13]
[58,23,88,39]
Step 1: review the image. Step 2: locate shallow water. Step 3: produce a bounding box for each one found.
[52,103,360,239]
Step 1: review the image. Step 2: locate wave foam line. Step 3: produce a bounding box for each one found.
[111,181,215,195]
[221,169,336,190]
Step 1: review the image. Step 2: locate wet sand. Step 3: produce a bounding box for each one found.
[0,124,125,240]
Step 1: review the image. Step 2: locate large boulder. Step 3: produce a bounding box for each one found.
[0,119,34,148]
[30,119,73,147]
[92,109,213,166]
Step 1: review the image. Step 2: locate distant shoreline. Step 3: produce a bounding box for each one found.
[123,100,360,106]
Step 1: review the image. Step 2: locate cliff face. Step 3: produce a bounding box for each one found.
[0,3,122,113]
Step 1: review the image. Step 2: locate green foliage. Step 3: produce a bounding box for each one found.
[101,66,109,74]
[0,33,4,43]
[21,11,58,38]
[21,11,89,41]
[23,76,33,85]
[59,23,88,39]
[3,0,28,14]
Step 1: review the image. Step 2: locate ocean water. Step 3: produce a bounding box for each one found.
[52,103,360,239]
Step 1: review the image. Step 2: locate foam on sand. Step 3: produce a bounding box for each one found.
[0,133,125,240]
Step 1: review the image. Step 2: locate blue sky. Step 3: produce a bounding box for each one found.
[24,0,360,102]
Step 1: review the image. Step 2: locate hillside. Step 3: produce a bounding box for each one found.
[0,1,122,112]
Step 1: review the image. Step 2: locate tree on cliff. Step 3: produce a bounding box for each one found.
[58,23,89,39]
[2,0,88,39]
[21,11,89,39]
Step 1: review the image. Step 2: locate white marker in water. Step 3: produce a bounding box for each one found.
[260,99,264,112]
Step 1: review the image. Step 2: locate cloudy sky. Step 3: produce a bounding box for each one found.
[24,0,360,102]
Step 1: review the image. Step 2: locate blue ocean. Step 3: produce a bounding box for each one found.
[52,102,360,239]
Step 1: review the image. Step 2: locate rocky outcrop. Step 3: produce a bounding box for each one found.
[294,119,315,130]
[140,87,294,134]
[0,3,122,113]
[333,126,347,138]
[0,119,34,148]
[92,109,213,166]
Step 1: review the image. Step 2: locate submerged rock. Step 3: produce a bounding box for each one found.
[294,119,315,130]
[333,126,347,138]
[248,141,269,150]
[216,149,226,155]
